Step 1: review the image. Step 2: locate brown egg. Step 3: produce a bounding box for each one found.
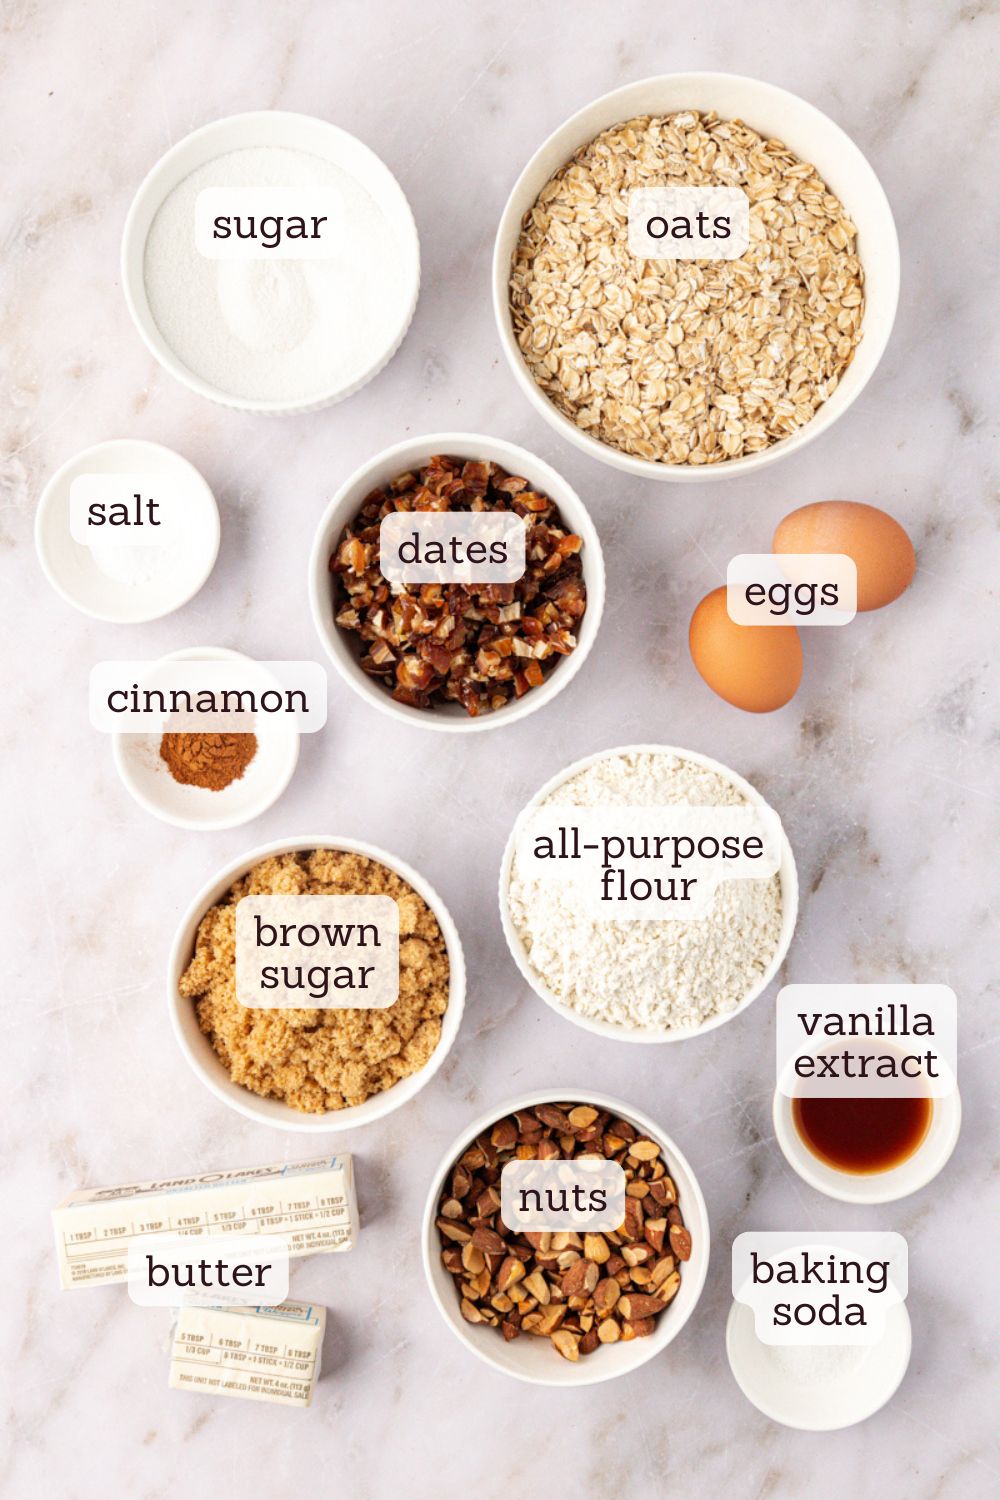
[689,586,803,713]
[773,501,916,612]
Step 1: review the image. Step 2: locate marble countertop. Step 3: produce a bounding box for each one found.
[3,2,998,1496]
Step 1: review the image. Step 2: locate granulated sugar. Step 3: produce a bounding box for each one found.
[143,146,407,403]
[507,749,784,1034]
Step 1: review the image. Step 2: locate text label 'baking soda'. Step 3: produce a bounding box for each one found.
[127,1234,289,1308]
[776,983,958,1099]
[727,554,858,626]
[500,1159,627,1234]
[732,1232,908,1345]
[195,188,344,259]
[89,660,328,733]
[379,512,526,587]
[628,187,750,260]
[235,895,399,1008]
[69,473,187,547]
[515,804,782,919]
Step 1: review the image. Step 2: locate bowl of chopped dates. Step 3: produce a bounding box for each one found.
[422,1091,709,1384]
[309,433,604,731]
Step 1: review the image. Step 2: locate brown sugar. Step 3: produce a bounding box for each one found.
[160,732,257,790]
[178,849,450,1112]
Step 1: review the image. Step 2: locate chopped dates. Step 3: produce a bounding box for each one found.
[435,1101,690,1361]
[331,455,586,715]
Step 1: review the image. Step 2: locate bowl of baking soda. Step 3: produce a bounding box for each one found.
[122,111,420,413]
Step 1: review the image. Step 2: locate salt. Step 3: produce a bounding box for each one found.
[143,146,406,403]
[89,537,185,588]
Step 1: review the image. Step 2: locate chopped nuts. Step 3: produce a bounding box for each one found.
[332,456,586,716]
[669,1224,693,1262]
[551,1329,580,1362]
[435,1100,691,1362]
[584,1232,610,1263]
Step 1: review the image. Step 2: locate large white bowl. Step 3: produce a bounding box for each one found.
[308,432,605,733]
[421,1090,710,1385]
[168,836,465,1131]
[493,72,899,482]
[499,744,798,1042]
[122,111,420,413]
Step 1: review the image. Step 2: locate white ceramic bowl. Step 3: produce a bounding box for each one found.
[308,432,605,733]
[493,72,899,482]
[112,647,299,831]
[726,1300,912,1430]
[772,1083,962,1205]
[499,744,798,1042]
[122,111,420,413]
[168,836,465,1131]
[422,1089,709,1385]
[35,439,219,623]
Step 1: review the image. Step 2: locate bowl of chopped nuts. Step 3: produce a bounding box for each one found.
[308,433,604,730]
[421,1092,709,1385]
[493,72,899,481]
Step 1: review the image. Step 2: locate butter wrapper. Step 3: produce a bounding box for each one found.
[169,1300,326,1408]
[52,1155,357,1290]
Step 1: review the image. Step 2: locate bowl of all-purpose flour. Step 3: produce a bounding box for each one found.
[500,745,798,1042]
[122,112,420,412]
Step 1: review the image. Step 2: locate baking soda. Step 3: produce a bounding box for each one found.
[767,1342,869,1384]
[143,146,407,403]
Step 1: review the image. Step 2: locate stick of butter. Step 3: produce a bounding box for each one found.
[169,1300,326,1408]
[52,1155,356,1290]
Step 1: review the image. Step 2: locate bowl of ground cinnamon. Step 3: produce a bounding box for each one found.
[112,647,299,829]
[168,837,465,1131]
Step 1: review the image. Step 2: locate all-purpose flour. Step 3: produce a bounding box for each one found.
[143,146,407,402]
[508,750,784,1034]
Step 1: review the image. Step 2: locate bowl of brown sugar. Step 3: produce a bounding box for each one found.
[168,837,465,1131]
[112,646,299,830]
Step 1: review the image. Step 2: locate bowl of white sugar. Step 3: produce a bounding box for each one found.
[500,745,798,1043]
[122,111,420,413]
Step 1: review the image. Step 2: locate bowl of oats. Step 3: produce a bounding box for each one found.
[494,73,899,481]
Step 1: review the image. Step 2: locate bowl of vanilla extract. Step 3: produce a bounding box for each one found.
[773,1069,962,1205]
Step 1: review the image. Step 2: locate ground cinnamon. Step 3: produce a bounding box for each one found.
[159,732,257,790]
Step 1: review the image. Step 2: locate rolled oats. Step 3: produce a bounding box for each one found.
[509,111,865,466]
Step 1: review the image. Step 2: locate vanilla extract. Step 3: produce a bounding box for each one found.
[793,1095,932,1175]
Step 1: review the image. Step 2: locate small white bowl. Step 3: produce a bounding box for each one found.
[168,836,465,1132]
[421,1090,709,1385]
[499,744,798,1042]
[726,1300,912,1430]
[308,432,605,733]
[122,111,420,413]
[112,647,299,830]
[493,72,899,483]
[35,439,219,623]
[772,1085,962,1204]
